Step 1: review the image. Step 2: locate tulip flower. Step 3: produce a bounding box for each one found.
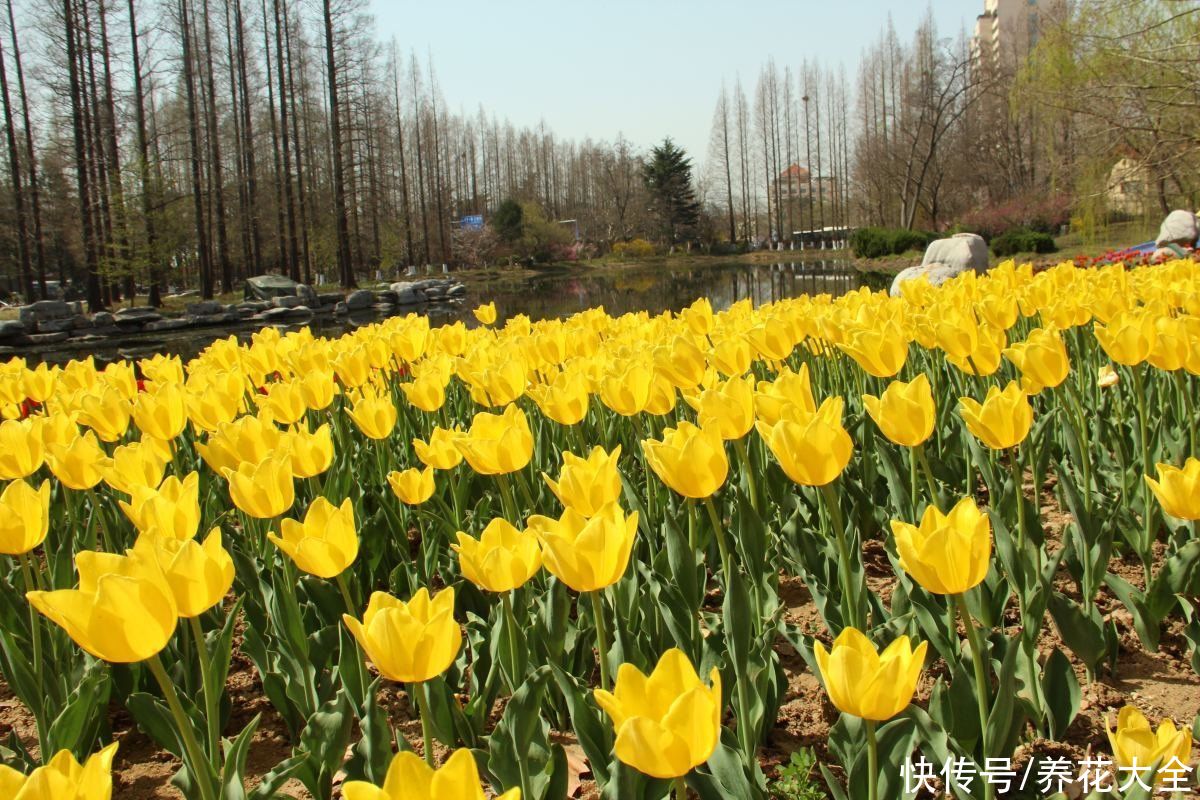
[388,466,436,506]
[223,453,295,519]
[0,479,51,556]
[47,432,108,491]
[710,333,752,377]
[542,445,622,517]
[862,374,935,448]
[347,388,398,440]
[343,587,461,684]
[815,627,927,800]
[642,421,728,499]
[838,321,909,378]
[132,382,188,441]
[197,413,284,474]
[27,549,178,663]
[75,384,131,442]
[453,518,543,593]
[891,497,991,595]
[257,380,309,425]
[599,360,654,416]
[685,375,755,441]
[528,503,637,593]
[133,528,234,618]
[1145,458,1200,520]
[0,417,44,479]
[284,422,335,478]
[400,375,447,412]
[454,404,533,475]
[1001,327,1068,396]
[20,361,58,404]
[815,627,926,722]
[527,369,590,426]
[1097,364,1119,388]
[119,472,202,540]
[473,301,498,325]
[0,743,118,800]
[1106,706,1193,786]
[413,427,464,470]
[102,439,169,496]
[593,648,722,785]
[269,497,358,578]
[298,369,338,411]
[753,364,816,426]
[342,748,520,800]
[755,397,852,487]
[959,381,1033,451]
[1095,308,1157,366]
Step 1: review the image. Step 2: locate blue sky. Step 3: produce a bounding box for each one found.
[369,1,973,164]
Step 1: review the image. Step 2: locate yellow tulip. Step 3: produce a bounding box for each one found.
[1097,364,1120,388]
[298,369,338,411]
[453,518,543,593]
[473,301,498,325]
[0,479,51,556]
[959,381,1033,450]
[119,472,202,540]
[838,322,909,378]
[197,413,284,474]
[387,466,436,505]
[0,417,44,479]
[756,397,852,487]
[0,743,118,800]
[1147,316,1191,372]
[102,439,169,496]
[257,380,309,425]
[75,384,131,442]
[754,364,815,426]
[1095,309,1157,366]
[132,528,234,618]
[1002,326,1070,393]
[132,382,188,441]
[284,422,335,478]
[47,432,108,491]
[342,587,461,683]
[593,648,722,780]
[399,375,446,412]
[527,502,637,593]
[685,375,755,441]
[891,497,991,595]
[20,362,58,404]
[1107,706,1193,785]
[599,360,654,416]
[642,421,728,499]
[269,497,358,578]
[862,374,935,448]
[527,368,590,426]
[653,335,707,390]
[710,333,752,377]
[347,388,398,440]
[27,549,177,663]
[413,427,464,470]
[543,445,622,517]
[1145,458,1200,521]
[223,453,295,519]
[341,747,520,800]
[814,627,927,722]
[454,404,533,475]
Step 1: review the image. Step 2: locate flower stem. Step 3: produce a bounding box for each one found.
[702,496,733,581]
[336,573,370,704]
[865,720,879,800]
[188,616,220,764]
[147,653,217,800]
[819,482,863,631]
[1131,366,1154,583]
[673,776,689,798]
[915,443,942,511]
[590,590,611,691]
[955,594,995,800]
[733,438,759,514]
[413,680,437,767]
[502,592,523,693]
[18,553,48,759]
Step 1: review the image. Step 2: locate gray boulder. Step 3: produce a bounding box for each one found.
[345,289,375,311]
[390,282,422,304]
[921,233,988,273]
[144,319,193,332]
[1155,210,1199,247]
[296,284,319,305]
[18,300,71,326]
[272,295,306,309]
[113,307,163,325]
[0,320,27,341]
[91,311,115,327]
[447,283,467,297]
[333,301,349,315]
[186,300,226,317]
[889,262,973,297]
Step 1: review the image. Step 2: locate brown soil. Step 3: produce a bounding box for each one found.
[2,476,1197,798]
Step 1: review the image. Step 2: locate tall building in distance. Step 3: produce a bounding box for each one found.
[971,0,1065,77]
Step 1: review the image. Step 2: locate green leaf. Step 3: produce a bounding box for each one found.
[219,714,261,800]
[1040,648,1080,740]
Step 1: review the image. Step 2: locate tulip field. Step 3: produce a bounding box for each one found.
[2,257,1200,799]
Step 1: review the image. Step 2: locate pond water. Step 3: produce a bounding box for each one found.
[21,258,865,363]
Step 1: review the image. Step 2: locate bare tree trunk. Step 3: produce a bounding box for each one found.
[392,47,414,267]
[223,0,251,277]
[282,1,311,284]
[271,0,298,280]
[233,0,260,271]
[200,0,231,292]
[0,24,31,299]
[65,0,101,310]
[7,0,45,296]
[180,0,213,298]
[321,0,353,287]
[127,0,161,306]
[261,0,285,273]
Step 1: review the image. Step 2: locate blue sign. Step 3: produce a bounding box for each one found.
[461,214,484,230]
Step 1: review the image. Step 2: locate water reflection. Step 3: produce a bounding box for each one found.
[25,259,859,363]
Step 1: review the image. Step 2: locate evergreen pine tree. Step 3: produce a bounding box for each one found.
[642,138,700,246]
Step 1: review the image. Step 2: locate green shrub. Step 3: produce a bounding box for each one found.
[850,227,936,258]
[770,749,824,800]
[611,238,657,259]
[990,228,1058,257]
